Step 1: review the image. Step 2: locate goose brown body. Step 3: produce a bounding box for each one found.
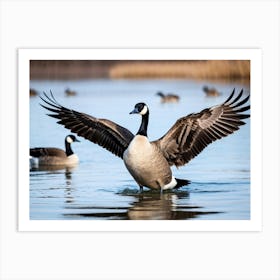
[30,148,78,166]
[156,92,180,103]
[123,135,173,189]
[203,86,221,97]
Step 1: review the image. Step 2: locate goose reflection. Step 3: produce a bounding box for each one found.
[30,165,77,172]
[64,168,75,204]
[125,191,220,220]
[63,189,220,220]
[127,191,189,220]
[30,165,76,204]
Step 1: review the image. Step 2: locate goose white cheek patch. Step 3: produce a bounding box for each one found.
[140,105,148,115]
[66,136,73,143]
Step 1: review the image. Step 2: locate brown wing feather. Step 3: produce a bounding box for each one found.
[152,89,250,167]
[40,92,134,159]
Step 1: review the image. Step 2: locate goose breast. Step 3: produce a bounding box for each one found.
[123,135,172,189]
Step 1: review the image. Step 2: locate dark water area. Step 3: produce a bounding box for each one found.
[29,79,250,220]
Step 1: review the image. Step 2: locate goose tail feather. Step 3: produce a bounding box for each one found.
[174,178,190,189]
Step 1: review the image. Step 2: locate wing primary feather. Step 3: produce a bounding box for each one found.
[39,97,61,110]
[232,105,250,113]
[227,89,243,105]
[40,91,134,159]
[216,119,239,130]
[212,124,230,136]
[207,127,222,139]
[214,122,234,134]
[49,90,61,105]
[43,90,61,107]
[223,88,235,104]
[236,114,250,120]
[47,113,61,119]
[41,104,60,113]
[41,91,66,110]
[42,91,59,106]
[231,95,250,109]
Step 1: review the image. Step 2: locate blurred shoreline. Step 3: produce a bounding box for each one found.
[30,60,250,83]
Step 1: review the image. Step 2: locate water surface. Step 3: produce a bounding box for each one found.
[29,79,250,220]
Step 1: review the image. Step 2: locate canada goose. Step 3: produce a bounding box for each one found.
[30,88,38,97]
[30,135,80,167]
[40,89,249,191]
[65,88,77,97]
[156,91,180,103]
[203,86,221,97]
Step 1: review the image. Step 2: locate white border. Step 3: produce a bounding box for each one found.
[18,48,262,232]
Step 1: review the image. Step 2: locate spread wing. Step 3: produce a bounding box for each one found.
[152,89,250,167]
[30,147,67,158]
[40,92,134,159]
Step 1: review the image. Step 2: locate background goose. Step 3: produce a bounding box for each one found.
[203,86,221,97]
[156,91,180,103]
[65,88,77,97]
[40,89,249,191]
[30,134,80,167]
[30,88,38,97]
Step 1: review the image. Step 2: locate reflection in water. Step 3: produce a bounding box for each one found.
[64,168,75,204]
[125,191,188,220]
[128,192,190,220]
[63,190,221,220]
[30,165,77,172]
[30,79,250,220]
[30,166,76,204]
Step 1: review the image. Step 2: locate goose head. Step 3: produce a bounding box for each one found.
[65,134,80,143]
[65,135,80,156]
[129,102,149,116]
[156,92,165,98]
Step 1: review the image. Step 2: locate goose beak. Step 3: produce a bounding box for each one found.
[75,138,80,142]
[129,108,139,114]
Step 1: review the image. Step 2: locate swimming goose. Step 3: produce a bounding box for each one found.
[30,134,80,167]
[30,88,38,97]
[203,86,221,97]
[40,89,249,191]
[65,88,77,97]
[156,91,180,103]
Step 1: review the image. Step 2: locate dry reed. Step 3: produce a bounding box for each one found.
[30,60,250,81]
[109,60,250,81]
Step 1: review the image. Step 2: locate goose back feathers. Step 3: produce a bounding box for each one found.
[40,89,249,190]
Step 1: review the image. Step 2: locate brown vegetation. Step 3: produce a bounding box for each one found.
[30,60,250,81]
[30,60,114,80]
[109,60,250,80]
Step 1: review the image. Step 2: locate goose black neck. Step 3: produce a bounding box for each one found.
[137,112,149,137]
[65,140,74,156]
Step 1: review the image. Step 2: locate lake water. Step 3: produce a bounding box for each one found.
[29,79,250,220]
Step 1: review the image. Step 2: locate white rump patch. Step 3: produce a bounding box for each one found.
[140,105,148,115]
[162,176,177,190]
